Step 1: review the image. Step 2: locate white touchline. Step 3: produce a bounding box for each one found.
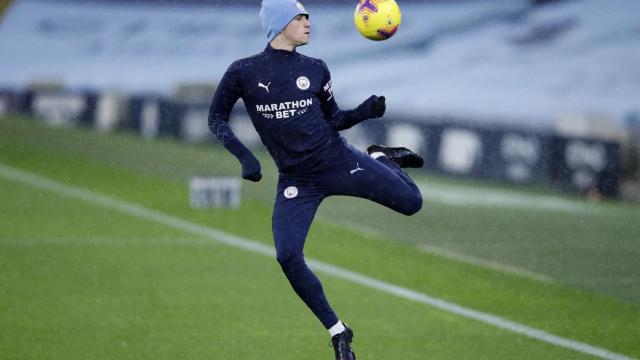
[0,163,634,360]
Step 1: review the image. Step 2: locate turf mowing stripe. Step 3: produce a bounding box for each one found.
[0,163,634,360]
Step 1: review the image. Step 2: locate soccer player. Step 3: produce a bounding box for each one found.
[208,1,423,358]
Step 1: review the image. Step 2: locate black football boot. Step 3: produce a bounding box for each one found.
[330,325,356,360]
[367,144,424,168]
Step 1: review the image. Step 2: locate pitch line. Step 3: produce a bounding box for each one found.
[416,181,595,213]
[0,163,634,360]
[417,244,554,283]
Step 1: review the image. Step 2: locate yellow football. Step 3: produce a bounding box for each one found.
[354,0,402,41]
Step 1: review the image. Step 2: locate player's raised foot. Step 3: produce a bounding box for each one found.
[367,144,424,168]
[331,325,356,360]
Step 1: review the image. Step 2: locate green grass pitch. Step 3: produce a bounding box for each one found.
[1,116,639,359]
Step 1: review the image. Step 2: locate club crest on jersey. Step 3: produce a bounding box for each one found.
[284,186,299,199]
[296,76,310,90]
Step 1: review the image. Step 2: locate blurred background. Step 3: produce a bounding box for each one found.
[1,1,639,359]
[1,0,640,200]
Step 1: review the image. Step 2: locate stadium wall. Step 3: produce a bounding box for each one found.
[0,87,623,199]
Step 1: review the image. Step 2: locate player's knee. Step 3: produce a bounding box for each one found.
[402,190,422,216]
[276,252,305,274]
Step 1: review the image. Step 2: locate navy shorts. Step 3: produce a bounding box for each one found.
[272,142,422,264]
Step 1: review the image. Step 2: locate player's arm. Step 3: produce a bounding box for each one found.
[208,63,262,182]
[318,61,385,131]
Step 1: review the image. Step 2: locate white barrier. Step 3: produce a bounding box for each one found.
[189,176,241,209]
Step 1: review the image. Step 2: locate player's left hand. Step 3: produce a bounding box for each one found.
[370,95,386,118]
[240,153,262,182]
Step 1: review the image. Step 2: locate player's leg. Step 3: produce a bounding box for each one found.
[272,176,340,330]
[273,177,356,359]
[325,143,423,215]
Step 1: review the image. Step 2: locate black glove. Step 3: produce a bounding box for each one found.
[370,95,386,118]
[240,154,262,182]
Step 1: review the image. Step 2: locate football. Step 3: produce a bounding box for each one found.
[354,0,402,41]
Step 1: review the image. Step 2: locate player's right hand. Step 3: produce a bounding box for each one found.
[370,95,386,118]
[241,155,262,182]
[361,95,386,118]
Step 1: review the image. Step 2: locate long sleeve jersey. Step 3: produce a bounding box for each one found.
[208,44,377,174]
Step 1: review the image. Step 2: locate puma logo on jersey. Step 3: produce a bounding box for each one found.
[258,82,271,93]
[349,162,364,175]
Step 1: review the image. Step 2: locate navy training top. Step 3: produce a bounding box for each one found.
[208,44,374,174]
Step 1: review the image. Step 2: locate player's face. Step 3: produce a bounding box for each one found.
[282,14,310,46]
